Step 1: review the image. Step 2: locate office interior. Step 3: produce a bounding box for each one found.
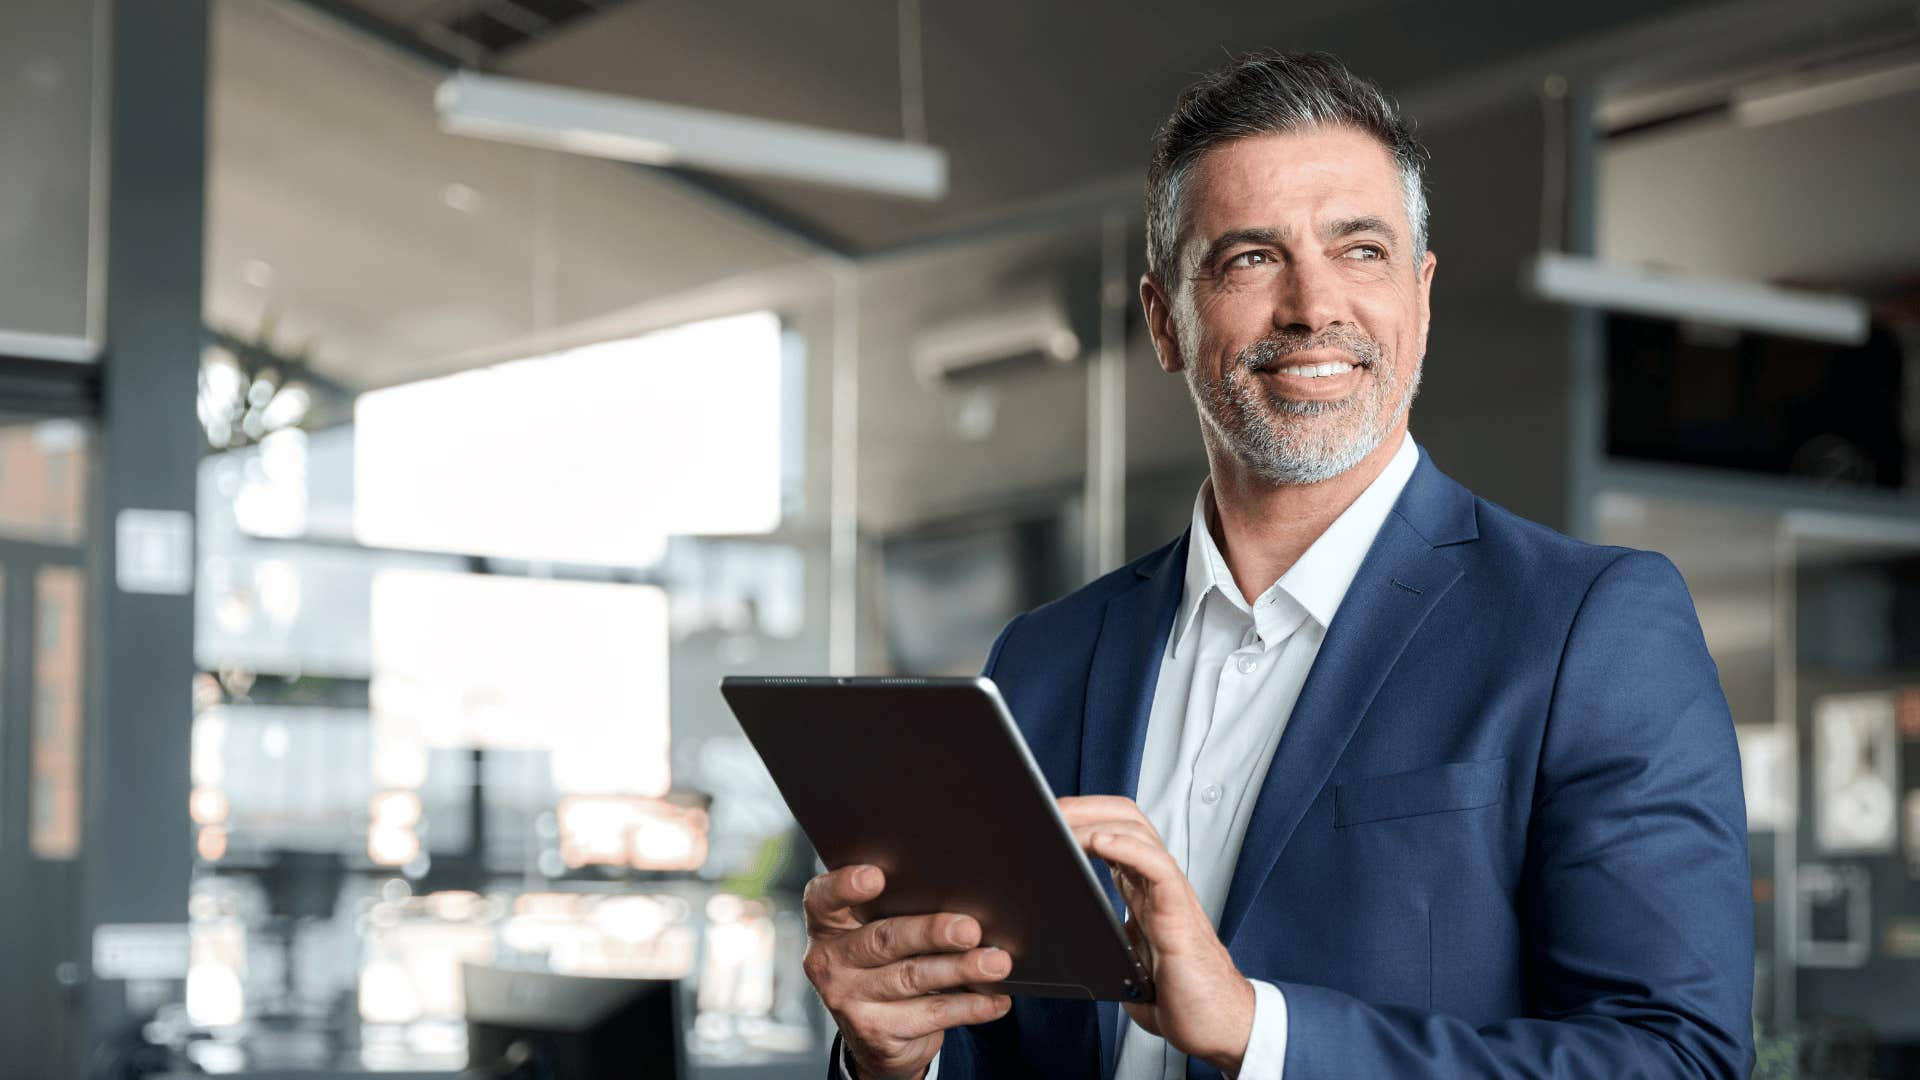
[2,0,1918,1076]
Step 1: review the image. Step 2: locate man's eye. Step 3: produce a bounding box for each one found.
[1227,250,1273,268]
[1345,245,1385,260]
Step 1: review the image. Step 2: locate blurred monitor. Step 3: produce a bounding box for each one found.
[1604,313,1906,489]
[879,508,1078,676]
[258,849,346,920]
[463,964,682,1080]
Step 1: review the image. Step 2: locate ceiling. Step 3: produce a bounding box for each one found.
[316,0,1746,253]
[204,0,822,391]
[211,0,1917,391]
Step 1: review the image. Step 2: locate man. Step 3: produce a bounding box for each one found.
[803,51,1753,1079]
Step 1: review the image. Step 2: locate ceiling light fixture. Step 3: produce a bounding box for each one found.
[1733,58,1920,128]
[1525,252,1870,345]
[434,71,949,200]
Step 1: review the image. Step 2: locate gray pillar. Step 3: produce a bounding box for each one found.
[1416,92,1582,534]
[83,0,206,1061]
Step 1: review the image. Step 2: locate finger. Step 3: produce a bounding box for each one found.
[804,865,884,932]
[1070,821,1160,854]
[841,911,982,968]
[1086,833,1209,954]
[858,991,1014,1042]
[1085,831,1185,889]
[1059,796,1163,842]
[860,946,1013,1001]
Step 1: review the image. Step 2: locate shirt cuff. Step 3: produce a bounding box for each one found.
[837,1038,941,1080]
[1232,980,1289,1080]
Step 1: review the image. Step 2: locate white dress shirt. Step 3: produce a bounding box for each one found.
[841,433,1419,1080]
[1117,430,1418,1080]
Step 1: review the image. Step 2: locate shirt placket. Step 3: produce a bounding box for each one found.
[1190,619,1263,891]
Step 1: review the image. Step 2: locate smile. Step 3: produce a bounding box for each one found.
[1271,361,1355,377]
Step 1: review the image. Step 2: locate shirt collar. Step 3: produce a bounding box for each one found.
[1171,431,1420,656]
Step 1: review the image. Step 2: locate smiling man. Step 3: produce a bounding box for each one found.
[803,51,1753,1079]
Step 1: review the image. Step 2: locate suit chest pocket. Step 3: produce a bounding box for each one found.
[1334,757,1507,827]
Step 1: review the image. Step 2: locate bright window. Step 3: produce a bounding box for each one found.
[369,570,671,797]
[354,311,784,566]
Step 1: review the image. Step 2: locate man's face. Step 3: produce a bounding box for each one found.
[1142,126,1437,486]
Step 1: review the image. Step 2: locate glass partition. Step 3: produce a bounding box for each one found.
[1595,491,1920,1075]
[189,1,831,1071]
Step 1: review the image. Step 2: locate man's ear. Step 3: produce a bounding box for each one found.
[1415,249,1437,357]
[1139,273,1184,374]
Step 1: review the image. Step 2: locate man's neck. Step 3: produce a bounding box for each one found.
[1203,423,1408,605]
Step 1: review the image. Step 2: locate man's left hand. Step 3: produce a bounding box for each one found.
[1060,796,1255,1074]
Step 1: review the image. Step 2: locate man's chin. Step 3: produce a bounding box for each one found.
[1242,417,1391,483]
[1263,390,1359,418]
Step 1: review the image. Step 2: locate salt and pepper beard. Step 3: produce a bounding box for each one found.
[1185,325,1421,485]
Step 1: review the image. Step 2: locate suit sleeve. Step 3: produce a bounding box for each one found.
[830,1034,944,1080]
[1273,551,1754,1078]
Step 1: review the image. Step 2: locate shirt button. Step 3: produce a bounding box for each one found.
[1234,655,1256,675]
[1200,784,1222,805]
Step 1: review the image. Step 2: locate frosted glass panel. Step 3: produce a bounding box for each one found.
[0,0,97,351]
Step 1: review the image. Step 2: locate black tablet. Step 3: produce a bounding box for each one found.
[719,675,1154,1003]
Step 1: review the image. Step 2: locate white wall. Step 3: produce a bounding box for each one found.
[1601,85,1920,284]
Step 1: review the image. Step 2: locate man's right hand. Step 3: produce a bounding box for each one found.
[801,864,1014,1080]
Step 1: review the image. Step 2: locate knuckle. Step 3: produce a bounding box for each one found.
[801,947,833,987]
[837,1000,873,1038]
[848,1001,899,1046]
[818,978,855,1017]
[889,958,925,998]
[843,930,875,966]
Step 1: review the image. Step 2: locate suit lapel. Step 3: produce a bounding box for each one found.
[1079,534,1186,1080]
[1217,459,1472,945]
[1078,533,1187,809]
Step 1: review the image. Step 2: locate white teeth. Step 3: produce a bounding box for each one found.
[1275,362,1354,377]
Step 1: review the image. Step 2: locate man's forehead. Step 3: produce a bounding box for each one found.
[1181,128,1405,238]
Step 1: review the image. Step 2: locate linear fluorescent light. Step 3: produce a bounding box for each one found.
[1733,59,1920,128]
[1525,252,1869,345]
[0,329,99,364]
[435,70,948,200]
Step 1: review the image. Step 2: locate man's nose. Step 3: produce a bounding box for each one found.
[1270,260,1344,334]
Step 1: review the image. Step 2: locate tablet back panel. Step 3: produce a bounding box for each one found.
[719,676,1151,1002]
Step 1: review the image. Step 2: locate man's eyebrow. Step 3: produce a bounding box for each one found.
[1321,215,1399,247]
[1196,217,1399,270]
[1198,226,1284,268]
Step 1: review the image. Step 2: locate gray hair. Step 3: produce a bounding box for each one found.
[1144,51,1429,283]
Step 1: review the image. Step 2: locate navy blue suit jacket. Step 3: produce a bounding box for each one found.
[839,450,1753,1078]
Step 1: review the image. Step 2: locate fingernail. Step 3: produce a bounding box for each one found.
[856,866,879,891]
[946,920,969,946]
[983,947,1011,976]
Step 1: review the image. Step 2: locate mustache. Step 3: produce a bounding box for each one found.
[1237,328,1382,372]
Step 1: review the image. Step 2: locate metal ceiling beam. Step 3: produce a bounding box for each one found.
[288,0,468,68]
